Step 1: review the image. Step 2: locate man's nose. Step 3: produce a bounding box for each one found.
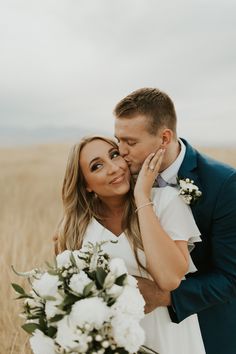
[118,142,128,157]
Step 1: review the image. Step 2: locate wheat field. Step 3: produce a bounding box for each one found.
[1,143,236,354]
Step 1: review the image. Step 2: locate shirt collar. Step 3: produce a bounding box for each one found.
[160,139,186,185]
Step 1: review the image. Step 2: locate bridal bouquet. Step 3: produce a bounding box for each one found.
[12,241,147,354]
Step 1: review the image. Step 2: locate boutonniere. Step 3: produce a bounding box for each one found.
[177,177,202,205]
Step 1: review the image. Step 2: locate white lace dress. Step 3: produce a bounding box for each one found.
[82,187,206,354]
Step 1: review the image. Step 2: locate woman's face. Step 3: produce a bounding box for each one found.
[80,139,131,198]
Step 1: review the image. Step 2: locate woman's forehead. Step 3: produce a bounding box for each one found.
[80,139,114,162]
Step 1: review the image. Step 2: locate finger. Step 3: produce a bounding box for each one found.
[143,152,156,169]
[152,150,165,173]
[149,149,165,170]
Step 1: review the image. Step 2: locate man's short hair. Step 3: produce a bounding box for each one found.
[114,88,177,135]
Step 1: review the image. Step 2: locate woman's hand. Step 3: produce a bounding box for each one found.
[134,149,165,203]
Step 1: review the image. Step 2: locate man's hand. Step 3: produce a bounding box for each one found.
[135,276,172,313]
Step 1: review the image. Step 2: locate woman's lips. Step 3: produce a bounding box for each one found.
[110,174,125,184]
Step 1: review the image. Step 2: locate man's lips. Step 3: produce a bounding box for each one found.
[110,174,125,184]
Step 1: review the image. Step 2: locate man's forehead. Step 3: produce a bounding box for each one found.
[115,116,149,135]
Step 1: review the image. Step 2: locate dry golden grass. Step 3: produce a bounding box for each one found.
[1,143,236,354]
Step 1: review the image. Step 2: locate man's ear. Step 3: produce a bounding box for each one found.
[160,129,173,148]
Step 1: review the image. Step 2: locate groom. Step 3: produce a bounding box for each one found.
[113,88,236,354]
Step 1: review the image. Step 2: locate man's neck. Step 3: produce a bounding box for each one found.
[160,140,181,172]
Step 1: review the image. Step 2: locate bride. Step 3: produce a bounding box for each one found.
[55,135,206,354]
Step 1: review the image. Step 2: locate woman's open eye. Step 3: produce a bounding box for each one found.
[110,150,120,159]
[90,163,103,172]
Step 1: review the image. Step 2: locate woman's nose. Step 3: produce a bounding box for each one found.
[107,161,120,174]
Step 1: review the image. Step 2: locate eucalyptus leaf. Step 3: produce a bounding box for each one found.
[83,281,94,297]
[95,267,107,287]
[115,273,127,286]
[47,326,57,338]
[11,283,25,295]
[22,323,40,334]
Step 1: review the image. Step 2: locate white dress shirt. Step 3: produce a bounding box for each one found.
[160,139,186,185]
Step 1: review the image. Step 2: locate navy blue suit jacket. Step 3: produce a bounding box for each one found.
[169,139,236,354]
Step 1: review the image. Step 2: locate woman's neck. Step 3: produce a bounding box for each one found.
[99,195,126,218]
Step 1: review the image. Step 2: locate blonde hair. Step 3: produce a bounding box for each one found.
[57,135,145,269]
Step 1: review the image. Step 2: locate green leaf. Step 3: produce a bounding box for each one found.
[16,294,33,300]
[47,326,57,338]
[43,295,57,301]
[47,270,58,276]
[49,314,64,323]
[39,316,47,331]
[70,252,77,267]
[11,283,25,295]
[83,281,94,297]
[115,273,127,286]
[21,323,40,334]
[95,267,107,287]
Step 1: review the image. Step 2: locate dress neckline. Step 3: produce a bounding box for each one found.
[93,217,125,239]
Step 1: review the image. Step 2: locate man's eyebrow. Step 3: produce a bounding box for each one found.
[114,136,137,141]
[88,147,116,167]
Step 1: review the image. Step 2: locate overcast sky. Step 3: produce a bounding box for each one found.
[1,0,236,145]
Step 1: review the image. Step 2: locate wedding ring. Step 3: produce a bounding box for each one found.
[149,165,155,171]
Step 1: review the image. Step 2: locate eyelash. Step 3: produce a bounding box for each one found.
[90,150,120,171]
[127,141,136,146]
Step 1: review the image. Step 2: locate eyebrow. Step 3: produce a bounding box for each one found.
[88,147,116,167]
[115,136,137,142]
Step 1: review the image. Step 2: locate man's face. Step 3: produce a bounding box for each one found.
[114,115,163,175]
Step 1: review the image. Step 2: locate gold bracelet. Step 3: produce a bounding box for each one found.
[135,201,154,213]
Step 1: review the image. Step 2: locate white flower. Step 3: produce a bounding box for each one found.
[112,315,145,353]
[111,285,145,320]
[24,297,43,309]
[30,329,56,354]
[69,271,92,294]
[56,250,72,269]
[126,274,138,288]
[72,250,87,270]
[70,297,110,329]
[109,258,127,277]
[32,273,61,298]
[178,178,202,205]
[56,316,83,350]
[104,272,116,289]
[106,284,123,298]
[45,293,64,319]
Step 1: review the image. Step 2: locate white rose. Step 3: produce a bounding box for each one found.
[126,274,138,288]
[56,250,72,269]
[70,297,110,329]
[106,284,123,298]
[32,273,60,298]
[69,271,92,294]
[109,258,127,277]
[30,329,56,354]
[56,316,83,350]
[111,285,145,320]
[72,250,87,270]
[45,293,64,319]
[112,315,145,353]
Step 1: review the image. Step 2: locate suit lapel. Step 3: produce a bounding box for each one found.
[178,139,202,212]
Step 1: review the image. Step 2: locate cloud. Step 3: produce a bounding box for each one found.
[0,0,235,144]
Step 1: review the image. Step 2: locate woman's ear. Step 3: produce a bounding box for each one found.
[86,187,93,193]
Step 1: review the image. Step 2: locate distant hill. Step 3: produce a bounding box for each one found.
[0,125,109,147]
